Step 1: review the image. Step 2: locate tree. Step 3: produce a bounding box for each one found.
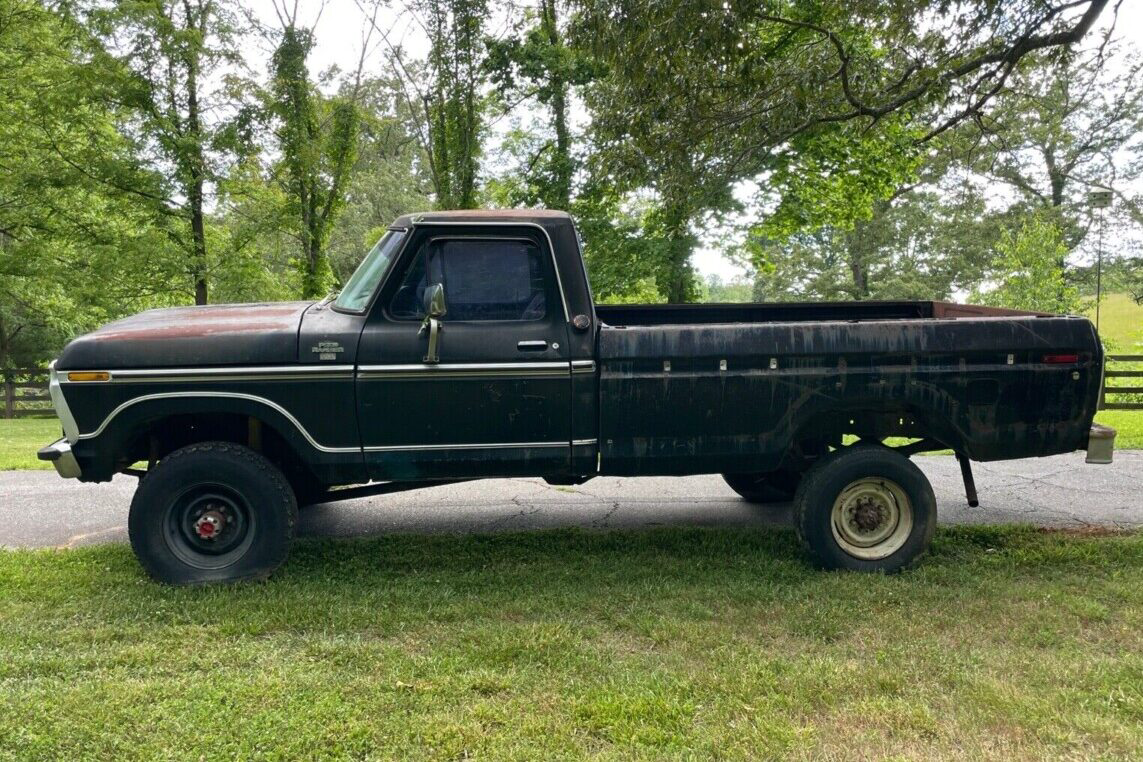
[358,0,489,209]
[972,214,1081,314]
[89,0,246,305]
[485,0,597,210]
[325,75,434,282]
[749,163,999,302]
[268,4,365,299]
[969,44,1142,233]
[420,0,488,208]
[1,0,185,367]
[573,0,1113,301]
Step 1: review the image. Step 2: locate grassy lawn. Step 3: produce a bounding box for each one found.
[1096,410,1143,449]
[1086,292,1143,352]
[1,526,1141,759]
[0,418,59,470]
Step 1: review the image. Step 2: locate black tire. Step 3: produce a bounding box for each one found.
[793,444,936,573]
[722,470,802,503]
[128,441,297,585]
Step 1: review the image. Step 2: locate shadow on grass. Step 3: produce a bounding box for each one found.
[6,524,1140,627]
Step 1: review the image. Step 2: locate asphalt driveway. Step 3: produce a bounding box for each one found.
[1,451,1140,549]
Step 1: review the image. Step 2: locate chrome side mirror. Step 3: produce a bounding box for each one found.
[420,283,446,363]
[423,282,447,319]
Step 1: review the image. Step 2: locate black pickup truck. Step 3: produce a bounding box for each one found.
[39,209,1115,584]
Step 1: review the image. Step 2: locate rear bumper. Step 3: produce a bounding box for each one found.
[1086,423,1116,464]
[38,438,82,479]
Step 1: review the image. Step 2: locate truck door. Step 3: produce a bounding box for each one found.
[355,225,573,480]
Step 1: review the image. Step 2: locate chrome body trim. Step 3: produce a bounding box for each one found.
[60,365,355,383]
[409,220,571,322]
[571,360,596,373]
[364,441,569,453]
[357,361,570,379]
[43,438,82,479]
[572,439,598,447]
[77,391,360,454]
[48,361,80,444]
[74,389,582,457]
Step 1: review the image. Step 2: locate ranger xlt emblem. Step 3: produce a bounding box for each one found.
[312,341,344,361]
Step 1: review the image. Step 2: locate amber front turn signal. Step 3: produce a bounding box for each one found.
[66,371,111,382]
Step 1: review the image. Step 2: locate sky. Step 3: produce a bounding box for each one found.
[245,0,1143,281]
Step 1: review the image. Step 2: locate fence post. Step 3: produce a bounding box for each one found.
[3,372,13,419]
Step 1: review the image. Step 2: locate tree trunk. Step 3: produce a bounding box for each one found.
[845,227,869,299]
[183,0,208,305]
[541,0,571,210]
[659,202,696,303]
[0,309,9,371]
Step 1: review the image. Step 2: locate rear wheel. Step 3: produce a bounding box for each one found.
[793,444,936,572]
[128,441,297,585]
[722,470,802,503]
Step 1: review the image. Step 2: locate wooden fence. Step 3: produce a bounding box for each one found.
[2,367,52,418]
[1102,355,1143,411]
[3,355,1142,418]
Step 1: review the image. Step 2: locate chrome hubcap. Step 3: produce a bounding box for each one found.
[830,477,913,560]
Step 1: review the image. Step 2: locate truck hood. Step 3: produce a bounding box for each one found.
[56,302,315,369]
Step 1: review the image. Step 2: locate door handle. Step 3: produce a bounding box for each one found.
[517,340,548,352]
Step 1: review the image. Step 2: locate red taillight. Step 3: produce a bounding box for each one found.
[1042,354,1079,364]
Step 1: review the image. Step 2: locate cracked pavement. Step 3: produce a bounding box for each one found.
[1,451,1140,549]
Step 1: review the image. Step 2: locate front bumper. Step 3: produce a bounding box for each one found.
[1086,423,1116,465]
[38,438,82,479]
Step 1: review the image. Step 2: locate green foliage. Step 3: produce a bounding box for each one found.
[972,215,1082,314]
[964,44,1143,249]
[325,77,433,284]
[574,0,1117,303]
[697,275,754,303]
[420,0,488,209]
[751,183,998,302]
[485,0,597,210]
[87,0,247,305]
[0,0,187,366]
[270,25,361,298]
[761,123,924,237]
[571,183,667,302]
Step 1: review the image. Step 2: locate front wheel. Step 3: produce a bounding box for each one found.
[793,444,936,573]
[128,441,297,585]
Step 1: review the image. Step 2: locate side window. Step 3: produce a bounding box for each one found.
[389,238,549,321]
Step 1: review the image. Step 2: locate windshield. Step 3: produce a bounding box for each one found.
[334,229,407,312]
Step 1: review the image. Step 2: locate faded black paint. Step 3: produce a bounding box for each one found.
[597,315,1101,474]
[50,211,1103,487]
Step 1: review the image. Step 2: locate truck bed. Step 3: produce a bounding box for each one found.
[595,300,1044,327]
[596,311,1102,476]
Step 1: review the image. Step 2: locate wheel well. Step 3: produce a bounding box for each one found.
[122,413,319,492]
[786,407,964,468]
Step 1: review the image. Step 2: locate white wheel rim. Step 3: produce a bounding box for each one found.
[830,477,913,560]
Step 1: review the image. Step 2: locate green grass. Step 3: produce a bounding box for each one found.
[1096,410,1143,449]
[1086,292,1143,351]
[0,418,60,470]
[1,526,1141,759]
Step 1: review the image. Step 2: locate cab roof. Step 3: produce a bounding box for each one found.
[392,209,572,227]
